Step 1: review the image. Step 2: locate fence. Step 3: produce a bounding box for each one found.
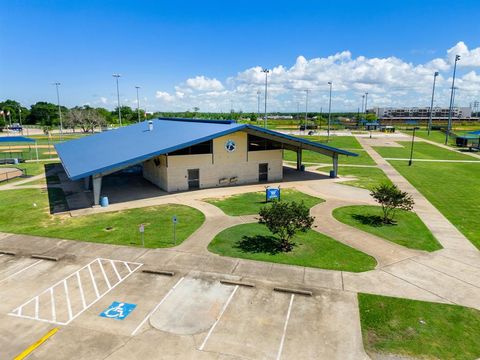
[0,167,25,183]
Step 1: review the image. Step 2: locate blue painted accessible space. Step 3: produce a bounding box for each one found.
[266,187,280,201]
[99,301,136,320]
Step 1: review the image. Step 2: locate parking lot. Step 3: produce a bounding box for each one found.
[0,252,367,359]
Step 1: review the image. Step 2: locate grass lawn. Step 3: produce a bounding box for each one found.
[359,293,480,360]
[317,166,392,190]
[298,135,364,149]
[333,205,442,251]
[388,161,480,249]
[373,141,479,161]
[208,223,377,272]
[403,129,457,146]
[284,149,375,165]
[204,188,323,216]
[0,188,204,248]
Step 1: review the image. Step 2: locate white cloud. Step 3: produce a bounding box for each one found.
[150,41,480,112]
[100,96,108,104]
[185,76,224,91]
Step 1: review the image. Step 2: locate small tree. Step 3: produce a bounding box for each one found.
[370,183,414,224]
[258,201,314,252]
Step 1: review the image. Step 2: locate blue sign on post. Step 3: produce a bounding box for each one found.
[266,187,280,202]
[99,301,136,320]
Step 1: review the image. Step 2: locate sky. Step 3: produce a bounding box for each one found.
[1,0,480,112]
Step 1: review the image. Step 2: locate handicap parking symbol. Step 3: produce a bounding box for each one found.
[99,301,136,320]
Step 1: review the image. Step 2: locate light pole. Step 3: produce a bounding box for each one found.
[135,86,141,123]
[364,92,369,117]
[53,82,63,139]
[446,55,460,145]
[262,68,270,128]
[327,82,332,141]
[256,90,261,121]
[427,71,439,136]
[112,73,122,126]
[304,89,309,128]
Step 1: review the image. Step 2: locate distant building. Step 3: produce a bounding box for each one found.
[373,107,473,121]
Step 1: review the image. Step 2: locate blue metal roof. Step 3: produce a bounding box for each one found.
[56,118,357,181]
[0,136,36,143]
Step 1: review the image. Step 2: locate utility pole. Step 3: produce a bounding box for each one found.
[135,86,141,123]
[304,89,310,128]
[446,55,460,145]
[327,82,332,141]
[427,72,439,136]
[53,82,63,139]
[262,68,270,128]
[364,92,369,118]
[112,73,122,126]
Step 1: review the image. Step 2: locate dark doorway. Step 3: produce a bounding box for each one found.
[188,168,200,189]
[259,163,268,182]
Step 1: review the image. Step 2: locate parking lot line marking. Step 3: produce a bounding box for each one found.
[110,259,122,281]
[131,277,185,336]
[87,263,100,298]
[0,259,43,283]
[76,271,87,309]
[34,297,39,319]
[14,327,59,360]
[276,294,295,360]
[97,259,112,289]
[50,288,56,322]
[9,258,143,325]
[199,284,239,351]
[124,262,132,273]
[63,280,73,320]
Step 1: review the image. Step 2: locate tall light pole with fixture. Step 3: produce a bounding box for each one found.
[53,82,63,139]
[135,86,141,123]
[446,55,460,145]
[304,89,310,128]
[427,71,439,136]
[327,82,332,141]
[364,92,369,117]
[262,69,270,128]
[112,73,122,126]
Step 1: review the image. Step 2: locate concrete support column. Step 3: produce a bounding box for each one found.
[296,148,303,171]
[84,176,91,190]
[92,175,103,205]
[332,154,339,178]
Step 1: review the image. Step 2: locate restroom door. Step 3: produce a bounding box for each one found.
[258,163,268,182]
[187,169,200,189]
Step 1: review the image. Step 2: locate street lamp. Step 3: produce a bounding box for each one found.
[135,86,141,123]
[427,71,439,136]
[112,73,122,126]
[304,89,310,129]
[256,90,261,122]
[53,82,63,139]
[446,55,460,145]
[262,68,270,128]
[327,81,332,141]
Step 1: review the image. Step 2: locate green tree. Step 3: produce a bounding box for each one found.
[0,99,30,125]
[365,113,378,121]
[370,184,415,224]
[27,102,67,126]
[112,106,136,124]
[258,201,315,252]
[249,113,258,122]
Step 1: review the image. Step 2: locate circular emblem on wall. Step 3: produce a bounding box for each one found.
[225,139,236,152]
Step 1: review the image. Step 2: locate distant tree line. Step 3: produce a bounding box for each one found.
[0,98,377,132]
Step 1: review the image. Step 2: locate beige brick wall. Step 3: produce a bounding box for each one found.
[142,131,283,192]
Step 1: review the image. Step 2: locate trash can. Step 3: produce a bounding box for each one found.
[13,158,19,165]
[329,170,336,178]
[100,196,109,207]
[300,164,305,171]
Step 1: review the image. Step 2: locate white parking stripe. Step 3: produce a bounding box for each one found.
[124,262,132,273]
[0,259,43,283]
[9,258,143,325]
[276,294,295,360]
[131,277,185,336]
[87,263,100,298]
[110,259,122,281]
[199,285,239,351]
[97,259,112,289]
[64,280,73,320]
